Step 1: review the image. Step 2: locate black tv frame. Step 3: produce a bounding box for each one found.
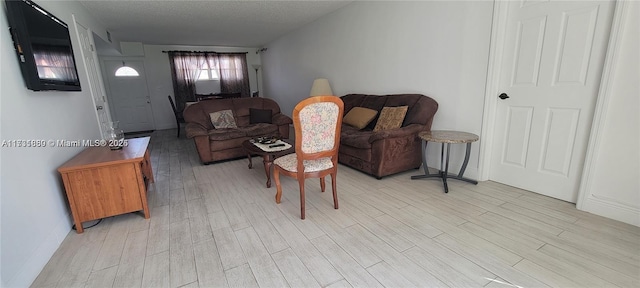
[5,0,82,91]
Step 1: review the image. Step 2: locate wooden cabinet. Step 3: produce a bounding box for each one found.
[58,137,154,233]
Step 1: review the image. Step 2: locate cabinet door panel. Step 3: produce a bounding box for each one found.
[68,164,143,220]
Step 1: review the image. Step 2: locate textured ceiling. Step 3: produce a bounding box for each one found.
[79,0,352,47]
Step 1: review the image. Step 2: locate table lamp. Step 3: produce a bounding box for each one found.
[309,78,333,96]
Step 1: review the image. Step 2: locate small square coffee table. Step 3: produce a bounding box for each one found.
[242,139,295,188]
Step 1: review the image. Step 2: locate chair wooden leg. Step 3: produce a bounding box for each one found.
[274,168,282,204]
[320,177,325,192]
[331,172,338,209]
[176,120,181,137]
[298,177,306,219]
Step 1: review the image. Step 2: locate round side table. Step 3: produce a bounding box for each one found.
[411,130,479,193]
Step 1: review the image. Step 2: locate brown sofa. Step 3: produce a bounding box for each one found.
[184,97,292,164]
[339,94,438,178]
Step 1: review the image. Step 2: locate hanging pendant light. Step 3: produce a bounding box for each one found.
[115,61,139,77]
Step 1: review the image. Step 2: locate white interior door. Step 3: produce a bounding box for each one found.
[72,15,110,137]
[103,59,155,133]
[490,1,614,202]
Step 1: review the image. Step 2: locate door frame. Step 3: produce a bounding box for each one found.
[72,14,112,137]
[575,1,630,209]
[477,1,626,204]
[100,56,156,131]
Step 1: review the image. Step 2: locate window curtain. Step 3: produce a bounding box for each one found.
[32,44,78,82]
[168,51,205,111]
[203,52,219,79]
[217,53,251,98]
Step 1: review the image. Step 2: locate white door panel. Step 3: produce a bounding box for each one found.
[502,106,534,168]
[72,15,110,137]
[539,108,580,176]
[552,6,599,85]
[511,16,546,86]
[103,59,154,133]
[490,1,614,202]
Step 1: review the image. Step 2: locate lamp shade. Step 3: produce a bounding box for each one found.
[309,78,333,96]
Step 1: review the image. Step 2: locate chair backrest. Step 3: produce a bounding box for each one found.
[168,95,178,114]
[293,96,344,162]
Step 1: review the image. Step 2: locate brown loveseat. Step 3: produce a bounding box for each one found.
[184,98,292,164]
[339,94,438,178]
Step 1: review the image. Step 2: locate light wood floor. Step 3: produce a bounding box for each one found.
[33,129,640,287]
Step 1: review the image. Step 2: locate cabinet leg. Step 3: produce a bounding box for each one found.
[74,220,84,234]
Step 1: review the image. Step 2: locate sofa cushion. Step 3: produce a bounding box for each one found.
[233,98,282,127]
[373,106,408,132]
[343,107,378,130]
[249,108,272,124]
[210,110,237,129]
[360,95,389,130]
[341,94,366,114]
[210,139,246,151]
[208,128,245,141]
[340,125,373,149]
[238,123,279,137]
[383,94,422,126]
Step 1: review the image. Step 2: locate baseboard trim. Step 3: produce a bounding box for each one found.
[4,215,71,287]
[580,195,640,227]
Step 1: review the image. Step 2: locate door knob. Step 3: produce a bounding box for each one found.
[96,106,104,110]
[498,93,510,100]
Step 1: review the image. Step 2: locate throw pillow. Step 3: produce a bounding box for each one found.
[373,106,408,132]
[343,107,378,130]
[249,108,272,124]
[210,110,237,129]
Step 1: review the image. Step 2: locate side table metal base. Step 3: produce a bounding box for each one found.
[411,171,478,193]
[411,140,478,193]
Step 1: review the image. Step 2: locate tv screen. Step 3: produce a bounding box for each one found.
[5,0,82,91]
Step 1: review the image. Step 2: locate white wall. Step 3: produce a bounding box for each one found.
[103,44,261,130]
[262,1,493,179]
[579,2,640,226]
[0,1,118,286]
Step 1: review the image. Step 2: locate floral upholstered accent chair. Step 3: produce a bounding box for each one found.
[273,96,344,219]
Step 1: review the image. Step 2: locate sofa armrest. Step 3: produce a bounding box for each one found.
[272,113,293,126]
[368,124,424,143]
[185,123,209,138]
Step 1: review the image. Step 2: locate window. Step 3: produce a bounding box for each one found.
[167,51,250,101]
[197,60,219,80]
[115,66,139,77]
[113,61,139,77]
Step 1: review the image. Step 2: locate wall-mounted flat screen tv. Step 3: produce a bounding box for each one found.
[5,0,82,91]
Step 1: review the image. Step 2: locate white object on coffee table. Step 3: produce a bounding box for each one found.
[253,140,292,152]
